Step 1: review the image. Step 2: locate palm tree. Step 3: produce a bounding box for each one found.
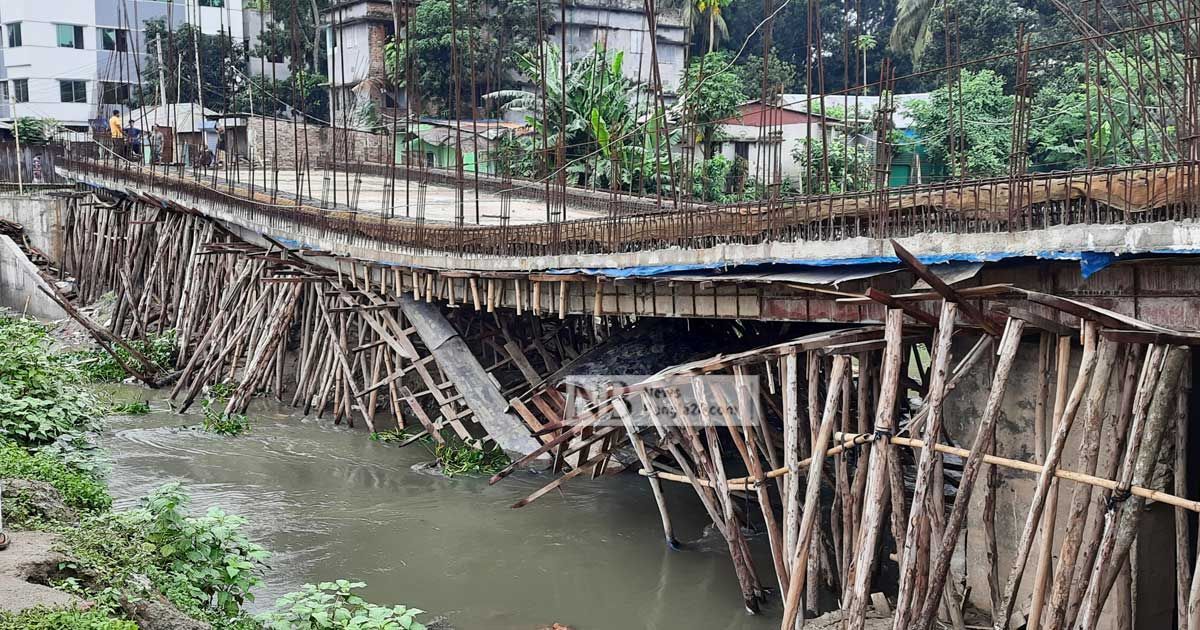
[854,34,877,92]
[889,0,940,64]
[696,0,731,53]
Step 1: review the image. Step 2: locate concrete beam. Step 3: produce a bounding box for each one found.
[0,235,66,321]
[398,296,542,455]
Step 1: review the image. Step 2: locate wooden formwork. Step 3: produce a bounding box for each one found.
[493,244,1200,630]
[54,192,606,458]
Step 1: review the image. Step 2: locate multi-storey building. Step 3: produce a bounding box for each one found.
[0,0,269,130]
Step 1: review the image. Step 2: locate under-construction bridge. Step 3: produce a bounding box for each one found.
[7,0,1200,628]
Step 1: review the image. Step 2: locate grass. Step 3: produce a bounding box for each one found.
[0,607,138,630]
[0,438,112,526]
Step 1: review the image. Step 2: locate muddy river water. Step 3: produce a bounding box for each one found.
[101,396,782,629]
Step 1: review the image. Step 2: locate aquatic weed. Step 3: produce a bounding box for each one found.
[199,383,250,436]
[109,400,151,415]
[431,438,510,477]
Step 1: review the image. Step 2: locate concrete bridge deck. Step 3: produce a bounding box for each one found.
[60,157,1200,329]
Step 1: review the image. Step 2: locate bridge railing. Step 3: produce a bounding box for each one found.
[61,147,1200,260]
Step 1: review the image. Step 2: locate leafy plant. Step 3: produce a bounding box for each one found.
[430,438,510,477]
[369,429,421,444]
[0,316,97,447]
[69,330,177,383]
[37,431,111,478]
[0,438,111,523]
[486,44,677,193]
[199,382,250,436]
[60,483,269,623]
[681,51,745,161]
[0,606,137,630]
[201,410,251,436]
[257,580,427,630]
[792,137,876,194]
[14,117,61,146]
[908,69,1014,177]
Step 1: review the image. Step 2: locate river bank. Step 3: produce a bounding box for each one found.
[1,313,782,629]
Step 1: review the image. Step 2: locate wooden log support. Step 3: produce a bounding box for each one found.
[780,354,848,628]
[893,301,958,627]
[891,240,1002,336]
[913,317,1025,630]
[844,309,905,630]
[1075,345,1188,630]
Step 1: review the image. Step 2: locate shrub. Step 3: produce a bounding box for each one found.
[0,439,111,521]
[257,580,427,630]
[0,607,137,630]
[60,483,269,623]
[70,330,177,383]
[0,316,97,447]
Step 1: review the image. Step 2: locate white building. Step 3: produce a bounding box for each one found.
[552,0,687,96]
[0,0,277,129]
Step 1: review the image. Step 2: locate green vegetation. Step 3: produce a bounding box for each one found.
[369,429,415,444]
[909,69,1014,177]
[0,317,434,630]
[257,580,427,630]
[199,382,251,436]
[0,607,137,630]
[109,400,150,415]
[487,44,677,194]
[384,0,547,117]
[141,21,247,112]
[14,117,61,146]
[682,51,745,160]
[431,438,510,477]
[0,439,111,526]
[792,137,876,194]
[202,410,251,436]
[58,483,269,621]
[70,330,177,383]
[0,317,96,447]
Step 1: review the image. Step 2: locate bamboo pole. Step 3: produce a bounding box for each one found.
[613,396,678,548]
[844,309,905,630]
[996,325,1103,629]
[894,301,957,627]
[779,355,848,629]
[914,318,1026,630]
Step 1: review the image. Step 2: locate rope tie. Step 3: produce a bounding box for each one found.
[1106,482,1133,511]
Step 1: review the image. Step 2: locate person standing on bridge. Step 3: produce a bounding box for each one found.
[108,110,125,158]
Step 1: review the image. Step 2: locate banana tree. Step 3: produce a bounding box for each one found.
[485,43,672,190]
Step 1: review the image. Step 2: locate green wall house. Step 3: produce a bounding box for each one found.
[395,121,511,176]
